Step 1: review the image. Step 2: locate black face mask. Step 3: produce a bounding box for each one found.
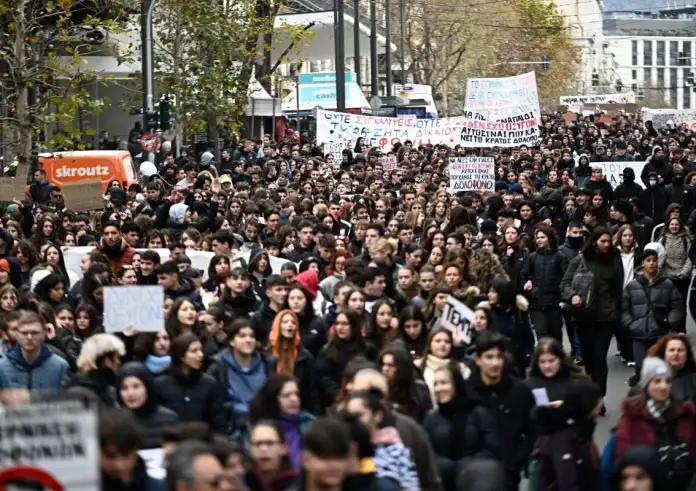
[566,235,584,249]
[675,176,685,185]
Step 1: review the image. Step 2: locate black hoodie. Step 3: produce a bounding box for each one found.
[117,362,180,449]
[614,168,643,201]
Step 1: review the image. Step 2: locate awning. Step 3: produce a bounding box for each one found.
[243,77,282,117]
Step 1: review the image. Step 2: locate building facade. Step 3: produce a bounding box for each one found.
[604,0,696,109]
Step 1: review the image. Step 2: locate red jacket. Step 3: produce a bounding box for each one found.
[615,398,696,464]
[95,240,137,277]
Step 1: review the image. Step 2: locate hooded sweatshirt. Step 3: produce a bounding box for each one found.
[0,343,69,390]
[222,351,268,417]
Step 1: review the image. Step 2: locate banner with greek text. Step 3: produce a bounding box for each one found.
[448,156,495,193]
[465,72,541,123]
[316,109,540,151]
[643,109,696,131]
[560,92,636,105]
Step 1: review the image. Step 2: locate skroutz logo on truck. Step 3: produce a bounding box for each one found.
[51,160,114,182]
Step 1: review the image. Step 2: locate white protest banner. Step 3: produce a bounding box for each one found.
[448,157,494,193]
[465,72,541,123]
[378,155,398,171]
[644,109,696,131]
[323,140,350,156]
[442,295,474,344]
[316,109,539,152]
[560,92,636,105]
[103,285,165,332]
[597,161,647,189]
[0,400,99,491]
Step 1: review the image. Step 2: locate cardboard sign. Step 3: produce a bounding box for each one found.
[448,156,495,193]
[0,400,100,491]
[103,285,165,332]
[442,294,474,344]
[62,179,103,212]
[596,161,647,189]
[378,155,398,171]
[0,174,28,202]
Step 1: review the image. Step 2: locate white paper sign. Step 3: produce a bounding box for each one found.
[103,285,165,332]
[0,400,100,491]
[442,294,474,344]
[560,92,636,105]
[465,71,541,123]
[448,157,495,193]
[596,161,647,189]
[379,155,398,171]
[532,387,551,406]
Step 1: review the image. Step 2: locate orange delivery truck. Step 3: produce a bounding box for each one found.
[37,150,139,192]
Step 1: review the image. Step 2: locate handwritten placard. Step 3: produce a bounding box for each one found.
[62,179,103,211]
[0,174,28,201]
[103,285,165,333]
[378,155,398,171]
[448,156,494,193]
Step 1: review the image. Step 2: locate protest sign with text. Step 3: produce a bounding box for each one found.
[62,179,103,212]
[378,155,398,171]
[0,400,99,491]
[560,92,635,105]
[442,295,474,344]
[316,109,539,152]
[448,157,495,193]
[596,161,647,189]
[104,285,165,332]
[465,72,541,123]
[643,109,696,131]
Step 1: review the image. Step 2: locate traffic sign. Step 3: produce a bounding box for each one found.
[140,133,160,152]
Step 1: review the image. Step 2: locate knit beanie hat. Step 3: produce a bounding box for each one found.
[640,357,672,390]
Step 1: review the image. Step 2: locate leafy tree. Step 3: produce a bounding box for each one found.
[0,0,132,176]
[393,0,578,114]
[153,0,313,153]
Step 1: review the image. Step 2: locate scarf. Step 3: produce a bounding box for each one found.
[647,398,671,420]
[425,354,452,372]
[278,413,303,470]
[145,354,171,375]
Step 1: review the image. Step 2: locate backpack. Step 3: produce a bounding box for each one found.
[570,258,596,313]
[653,423,695,491]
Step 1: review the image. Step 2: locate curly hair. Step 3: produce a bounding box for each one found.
[468,247,509,293]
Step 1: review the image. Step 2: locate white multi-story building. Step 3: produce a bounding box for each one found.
[604,0,696,109]
[552,0,614,95]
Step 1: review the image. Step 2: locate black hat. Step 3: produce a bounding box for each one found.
[638,249,658,263]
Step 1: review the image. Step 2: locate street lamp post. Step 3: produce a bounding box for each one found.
[141,0,156,132]
[335,0,346,111]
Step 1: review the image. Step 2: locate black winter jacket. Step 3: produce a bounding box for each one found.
[672,368,696,405]
[561,248,624,321]
[294,347,322,415]
[65,368,120,408]
[154,365,227,434]
[222,289,261,320]
[534,405,600,491]
[520,247,568,309]
[250,302,282,343]
[620,271,684,340]
[466,369,536,485]
[423,401,499,490]
[166,278,204,311]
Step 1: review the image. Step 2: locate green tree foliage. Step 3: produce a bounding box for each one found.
[0,0,132,176]
[153,0,313,141]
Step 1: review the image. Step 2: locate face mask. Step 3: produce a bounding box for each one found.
[649,180,657,187]
[566,235,584,248]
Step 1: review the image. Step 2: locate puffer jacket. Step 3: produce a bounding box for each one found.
[620,270,684,340]
[660,232,693,280]
[520,242,567,309]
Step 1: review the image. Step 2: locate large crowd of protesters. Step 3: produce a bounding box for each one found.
[2,111,696,491]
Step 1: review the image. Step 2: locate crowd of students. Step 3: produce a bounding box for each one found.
[2,111,696,491]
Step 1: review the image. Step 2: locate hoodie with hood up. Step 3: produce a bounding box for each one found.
[614,167,644,201]
[0,343,69,390]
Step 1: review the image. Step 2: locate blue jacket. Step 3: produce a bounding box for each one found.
[0,344,69,390]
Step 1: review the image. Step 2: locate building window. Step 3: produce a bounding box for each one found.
[670,41,679,66]
[657,41,665,66]
[632,83,638,92]
[685,42,692,66]
[644,41,653,65]
[685,89,691,109]
[671,68,678,87]
[644,68,652,88]
[632,40,638,66]
[632,69,637,80]
[657,68,665,84]
[671,86,678,107]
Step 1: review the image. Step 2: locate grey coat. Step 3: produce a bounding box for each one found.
[620,271,684,340]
